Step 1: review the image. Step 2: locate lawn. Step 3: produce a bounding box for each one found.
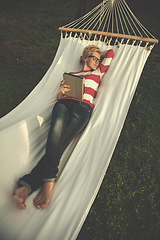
[0,0,160,239]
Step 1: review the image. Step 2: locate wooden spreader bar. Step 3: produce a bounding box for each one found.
[59,27,158,44]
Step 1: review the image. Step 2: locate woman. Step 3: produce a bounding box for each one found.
[13,45,114,209]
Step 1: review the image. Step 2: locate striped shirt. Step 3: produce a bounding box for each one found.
[63,49,113,108]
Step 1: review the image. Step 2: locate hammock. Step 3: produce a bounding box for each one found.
[0,1,158,239]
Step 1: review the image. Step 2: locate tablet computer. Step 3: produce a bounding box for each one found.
[63,73,85,100]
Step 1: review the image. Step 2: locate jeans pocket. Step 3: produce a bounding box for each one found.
[79,102,92,113]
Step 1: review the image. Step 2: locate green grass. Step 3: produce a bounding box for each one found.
[0,1,160,239]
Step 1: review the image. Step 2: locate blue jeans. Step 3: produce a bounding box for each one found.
[18,99,92,193]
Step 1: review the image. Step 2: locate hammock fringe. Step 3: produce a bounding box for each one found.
[59,27,158,45]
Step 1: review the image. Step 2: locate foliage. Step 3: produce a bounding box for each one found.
[0,1,160,239]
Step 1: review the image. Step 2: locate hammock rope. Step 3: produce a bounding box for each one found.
[59,0,158,46]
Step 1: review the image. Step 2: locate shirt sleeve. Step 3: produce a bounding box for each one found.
[99,49,114,73]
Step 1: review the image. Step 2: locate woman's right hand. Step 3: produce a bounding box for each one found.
[60,80,70,94]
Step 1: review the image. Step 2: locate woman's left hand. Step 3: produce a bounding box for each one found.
[60,80,70,94]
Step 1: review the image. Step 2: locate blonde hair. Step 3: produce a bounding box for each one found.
[82,45,101,63]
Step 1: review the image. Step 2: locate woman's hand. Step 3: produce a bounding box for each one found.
[60,80,70,94]
[57,80,70,100]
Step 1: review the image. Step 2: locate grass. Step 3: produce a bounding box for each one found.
[0,0,160,239]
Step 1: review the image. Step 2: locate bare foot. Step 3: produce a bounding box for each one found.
[13,186,29,209]
[33,182,55,209]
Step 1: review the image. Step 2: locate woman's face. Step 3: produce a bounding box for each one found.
[84,51,101,71]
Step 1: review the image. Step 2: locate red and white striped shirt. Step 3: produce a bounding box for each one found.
[63,49,113,108]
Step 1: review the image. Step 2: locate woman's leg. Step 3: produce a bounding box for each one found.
[44,100,92,180]
[14,101,70,209]
[61,101,92,152]
[34,101,92,208]
[43,100,70,181]
[14,100,92,209]
[33,100,72,208]
[43,100,92,181]
[18,155,45,194]
[17,101,70,192]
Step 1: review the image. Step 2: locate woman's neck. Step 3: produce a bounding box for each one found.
[82,66,91,71]
[82,63,93,71]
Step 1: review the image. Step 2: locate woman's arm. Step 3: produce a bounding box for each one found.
[99,49,114,73]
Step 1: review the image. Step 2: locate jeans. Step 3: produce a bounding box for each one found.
[18,99,92,193]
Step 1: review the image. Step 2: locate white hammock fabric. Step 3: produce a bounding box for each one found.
[0,36,150,240]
